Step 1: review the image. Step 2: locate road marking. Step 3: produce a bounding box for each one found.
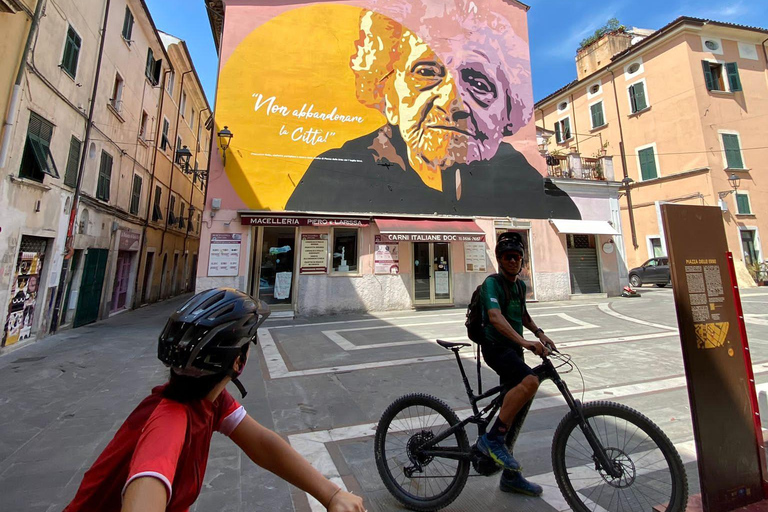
[745,314,768,326]
[599,303,677,331]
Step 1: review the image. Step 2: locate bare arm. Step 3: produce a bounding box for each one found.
[121,477,167,512]
[523,310,556,352]
[230,415,365,511]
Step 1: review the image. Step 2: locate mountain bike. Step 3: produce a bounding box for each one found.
[374,339,688,511]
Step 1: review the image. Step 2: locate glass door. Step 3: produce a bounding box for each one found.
[258,227,297,309]
[413,242,431,304]
[412,242,453,305]
[433,243,452,303]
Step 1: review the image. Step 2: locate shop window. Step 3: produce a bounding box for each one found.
[20,112,59,182]
[332,228,358,273]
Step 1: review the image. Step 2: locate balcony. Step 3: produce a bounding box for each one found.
[545,153,615,181]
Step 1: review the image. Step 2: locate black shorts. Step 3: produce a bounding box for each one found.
[481,341,535,389]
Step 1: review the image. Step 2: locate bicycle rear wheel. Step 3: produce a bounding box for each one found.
[552,401,688,512]
[374,393,470,511]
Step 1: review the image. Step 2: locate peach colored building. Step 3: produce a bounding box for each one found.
[536,17,768,286]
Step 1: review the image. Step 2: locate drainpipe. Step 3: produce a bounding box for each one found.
[133,68,172,308]
[569,93,580,154]
[0,0,45,168]
[50,0,111,332]
[159,69,193,298]
[608,68,639,249]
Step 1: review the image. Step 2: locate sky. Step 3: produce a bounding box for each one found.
[146,0,768,105]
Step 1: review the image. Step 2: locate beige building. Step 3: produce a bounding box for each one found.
[536,17,768,285]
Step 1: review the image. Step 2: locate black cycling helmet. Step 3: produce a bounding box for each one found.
[495,231,526,259]
[158,288,270,397]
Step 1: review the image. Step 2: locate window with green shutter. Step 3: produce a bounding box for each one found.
[562,117,571,139]
[130,174,142,215]
[554,120,561,143]
[152,185,163,221]
[122,7,134,42]
[736,193,751,215]
[725,62,742,92]
[61,26,81,78]
[590,102,605,128]
[96,151,113,201]
[63,136,81,187]
[20,112,59,182]
[638,146,657,180]
[722,133,744,169]
[629,82,648,113]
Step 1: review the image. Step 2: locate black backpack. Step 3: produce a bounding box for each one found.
[465,274,513,344]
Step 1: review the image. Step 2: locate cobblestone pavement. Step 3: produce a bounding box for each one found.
[2,287,768,512]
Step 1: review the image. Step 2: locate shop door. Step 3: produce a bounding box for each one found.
[110,251,131,312]
[3,236,48,347]
[566,234,601,294]
[413,242,452,305]
[74,249,109,327]
[257,227,296,310]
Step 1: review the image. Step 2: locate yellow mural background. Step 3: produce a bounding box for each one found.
[217,4,386,210]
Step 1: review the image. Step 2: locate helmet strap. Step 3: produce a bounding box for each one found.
[227,368,248,398]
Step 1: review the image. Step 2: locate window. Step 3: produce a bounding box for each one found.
[168,195,177,224]
[649,237,664,258]
[590,102,605,129]
[139,111,149,140]
[63,136,81,187]
[628,81,648,113]
[196,213,201,234]
[332,228,358,273]
[161,118,170,150]
[735,192,752,215]
[589,83,601,95]
[152,185,163,221]
[554,117,571,143]
[20,112,59,182]
[166,71,175,95]
[96,151,113,201]
[121,6,134,42]
[110,73,124,113]
[190,112,194,131]
[722,133,744,169]
[627,62,641,74]
[145,48,162,85]
[130,174,142,215]
[624,59,644,78]
[740,230,759,267]
[176,135,182,153]
[180,91,187,118]
[637,146,658,180]
[61,25,81,78]
[178,202,185,229]
[557,101,568,112]
[702,61,742,92]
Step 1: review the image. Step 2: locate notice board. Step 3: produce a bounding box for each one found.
[661,204,764,512]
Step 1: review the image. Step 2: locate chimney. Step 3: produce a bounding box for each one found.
[575,30,632,80]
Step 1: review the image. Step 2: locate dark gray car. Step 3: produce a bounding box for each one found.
[629,257,671,287]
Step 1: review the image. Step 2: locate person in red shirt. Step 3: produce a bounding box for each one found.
[63,288,365,512]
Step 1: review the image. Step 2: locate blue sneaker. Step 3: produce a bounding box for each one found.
[477,434,521,471]
[500,470,543,496]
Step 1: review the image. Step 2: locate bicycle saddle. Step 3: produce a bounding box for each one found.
[436,339,471,350]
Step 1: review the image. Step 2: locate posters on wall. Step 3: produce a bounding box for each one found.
[274,272,293,299]
[3,248,44,347]
[464,242,487,272]
[300,234,328,274]
[374,235,399,274]
[208,233,241,277]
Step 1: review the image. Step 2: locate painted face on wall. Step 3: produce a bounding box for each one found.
[385,33,510,172]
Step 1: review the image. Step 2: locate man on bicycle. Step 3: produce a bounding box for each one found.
[476,232,556,496]
[63,288,365,512]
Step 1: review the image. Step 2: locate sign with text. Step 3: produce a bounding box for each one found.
[374,235,399,274]
[208,233,241,277]
[661,204,764,512]
[464,242,487,272]
[242,215,369,228]
[118,230,141,251]
[379,233,485,243]
[300,233,328,274]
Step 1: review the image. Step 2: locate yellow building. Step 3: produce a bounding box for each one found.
[536,17,768,285]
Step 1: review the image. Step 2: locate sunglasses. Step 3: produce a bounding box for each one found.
[501,253,522,262]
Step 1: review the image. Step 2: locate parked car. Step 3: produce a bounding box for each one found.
[629,257,671,287]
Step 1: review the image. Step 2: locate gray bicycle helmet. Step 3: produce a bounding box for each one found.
[158,288,270,397]
[495,231,525,259]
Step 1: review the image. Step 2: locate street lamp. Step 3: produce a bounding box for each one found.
[175,145,192,170]
[218,126,233,165]
[718,173,741,199]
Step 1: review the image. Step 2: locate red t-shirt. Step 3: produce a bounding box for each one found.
[63,384,245,512]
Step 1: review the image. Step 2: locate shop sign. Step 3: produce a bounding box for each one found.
[379,233,485,243]
[208,233,241,277]
[300,233,328,274]
[119,230,141,251]
[241,215,369,228]
[661,204,764,511]
[374,235,399,274]
[464,242,487,272]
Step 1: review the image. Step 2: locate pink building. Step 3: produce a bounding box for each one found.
[203,0,624,316]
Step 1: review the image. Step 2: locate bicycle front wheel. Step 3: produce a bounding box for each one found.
[374,393,470,511]
[552,401,688,512]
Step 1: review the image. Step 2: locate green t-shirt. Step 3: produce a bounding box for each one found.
[480,275,527,346]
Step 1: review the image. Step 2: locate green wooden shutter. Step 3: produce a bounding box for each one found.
[130,175,142,214]
[97,151,112,201]
[591,102,604,127]
[64,136,81,187]
[62,27,81,77]
[702,61,715,90]
[563,117,571,139]
[736,194,751,214]
[554,121,561,143]
[638,147,657,180]
[631,83,647,112]
[145,48,154,80]
[726,62,742,92]
[122,7,134,41]
[722,134,744,169]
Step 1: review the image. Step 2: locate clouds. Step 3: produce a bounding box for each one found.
[538,2,626,59]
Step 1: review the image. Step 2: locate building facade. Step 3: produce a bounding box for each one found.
[536,18,768,286]
[202,0,625,317]
[0,0,210,349]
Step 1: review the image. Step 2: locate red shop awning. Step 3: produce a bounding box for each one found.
[375,218,486,242]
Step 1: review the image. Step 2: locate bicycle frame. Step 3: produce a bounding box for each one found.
[416,346,623,479]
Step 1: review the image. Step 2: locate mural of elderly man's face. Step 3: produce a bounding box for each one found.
[384,32,511,172]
